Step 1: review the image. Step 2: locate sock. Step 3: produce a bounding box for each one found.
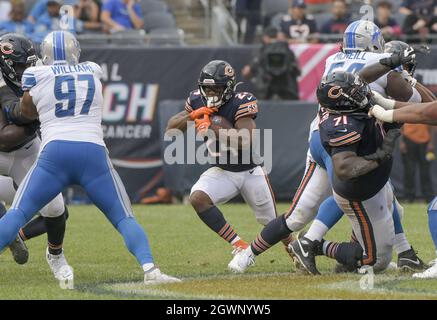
[250,215,292,255]
[394,233,411,254]
[306,196,344,242]
[324,241,363,267]
[322,240,340,259]
[142,263,156,273]
[306,220,329,242]
[198,206,240,244]
[21,206,69,241]
[428,208,437,252]
[392,200,404,234]
[0,209,28,249]
[45,208,68,255]
[117,217,154,265]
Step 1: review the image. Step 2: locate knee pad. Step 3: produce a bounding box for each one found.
[285,207,316,232]
[39,195,65,218]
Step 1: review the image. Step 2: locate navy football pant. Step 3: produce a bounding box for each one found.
[0,140,153,265]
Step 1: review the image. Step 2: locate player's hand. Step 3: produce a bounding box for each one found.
[370,91,395,110]
[189,106,217,120]
[401,69,417,88]
[369,105,394,123]
[364,129,400,163]
[194,115,211,134]
[379,47,415,70]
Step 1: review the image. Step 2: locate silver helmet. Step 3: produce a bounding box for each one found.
[342,20,385,53]
[40,30,81,65]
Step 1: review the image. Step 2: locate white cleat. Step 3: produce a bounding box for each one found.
[46,248,74,282]
[144,267,181,285]
[413,263,437,279]
[228,247,255,273]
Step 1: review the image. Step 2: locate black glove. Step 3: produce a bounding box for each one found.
[364,129,401,163]
[379,47,415,70]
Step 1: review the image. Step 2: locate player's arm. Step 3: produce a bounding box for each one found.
[332,150,379,180]
[358,49,415,84]
[166,110,191,132]
[371,101,437,125]
[229,117,256,149]
[416,82,437,102]
[6,91,38,124]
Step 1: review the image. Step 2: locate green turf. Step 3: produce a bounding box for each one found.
[0,203,436,299]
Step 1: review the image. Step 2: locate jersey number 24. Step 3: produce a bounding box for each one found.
[54,75,95,118]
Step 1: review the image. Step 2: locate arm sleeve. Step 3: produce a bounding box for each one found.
[234,96,258,121]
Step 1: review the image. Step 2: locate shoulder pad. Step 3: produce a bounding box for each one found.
[233,92,258,121]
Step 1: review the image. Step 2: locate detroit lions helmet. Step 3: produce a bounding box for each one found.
[342,20,385,54]
[198,60,236,108]
[317,71,371,114]
[40,31,81,65]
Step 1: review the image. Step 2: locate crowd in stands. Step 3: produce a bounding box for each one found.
[233,0,437,44]
[0,0,176,44]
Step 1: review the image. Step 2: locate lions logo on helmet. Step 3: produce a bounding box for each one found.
[198,60,236,108]
[317,71,371,114]
[342,20,385,54]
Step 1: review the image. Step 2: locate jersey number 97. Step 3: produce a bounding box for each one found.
[54,75,95,118]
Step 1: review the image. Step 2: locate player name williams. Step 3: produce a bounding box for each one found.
[166,304,271,317]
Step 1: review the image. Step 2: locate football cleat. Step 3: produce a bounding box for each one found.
[144,267,181,284]
[412,263,437,279]
[9,235,28,265]
[231,239,249,256]
[228,247,255,273]
[46,248,74,282]
[397,247,427,272]
[289,233,321,275]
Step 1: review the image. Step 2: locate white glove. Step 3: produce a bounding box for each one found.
[371,90,396,110]
[369,105,394,123]
[401,69,417,88]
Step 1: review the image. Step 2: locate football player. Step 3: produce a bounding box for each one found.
[166,60,293,261]
[229,21,424,273]
[0,30,179,284]
[0,33,70,271]
[299,71,400,273]
[369,73,437,278]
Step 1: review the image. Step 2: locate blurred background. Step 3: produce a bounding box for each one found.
[1,0,437,204]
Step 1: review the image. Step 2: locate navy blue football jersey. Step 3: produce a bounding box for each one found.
[185,90,258,172]
[318,109,392,201]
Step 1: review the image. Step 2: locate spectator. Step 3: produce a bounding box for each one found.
[401,124,434,203]
[320,0,350,35]
[399,0,437,16]
[75,0,102,31]
[28,0,79,23]
[402,4,437,43]
[0,0,34,35]
[234,0,262,44]
[0,1,12,23]
[32,0,78,43]
[101,0,144,33]
[278,0,319,43]
[242,27,300,99]
[374,1,401,41]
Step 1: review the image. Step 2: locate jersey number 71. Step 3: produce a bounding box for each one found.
[54,75,95,118]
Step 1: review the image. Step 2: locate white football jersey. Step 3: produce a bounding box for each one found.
[309,51,394,136]
[22,61,105,150]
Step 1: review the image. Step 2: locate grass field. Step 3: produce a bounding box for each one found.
[0,203,436,300]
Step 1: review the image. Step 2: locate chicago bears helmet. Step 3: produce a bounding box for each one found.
[0,33,37,96]
[317,71,371,113]
[198,60,236,108]
[342,20,385,54]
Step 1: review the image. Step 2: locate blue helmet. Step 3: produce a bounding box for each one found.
[342,20,385,54]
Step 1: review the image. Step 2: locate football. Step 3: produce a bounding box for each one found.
[209,115,233,134]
